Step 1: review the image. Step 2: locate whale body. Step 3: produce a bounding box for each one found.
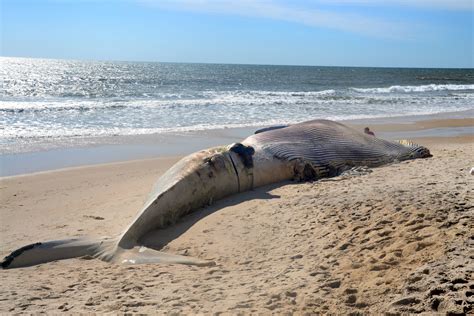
[1,120,431,269]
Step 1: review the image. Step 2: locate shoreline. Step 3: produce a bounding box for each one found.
[1,109,473,177]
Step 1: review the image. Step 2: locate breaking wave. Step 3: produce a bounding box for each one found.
[351,84,474,93]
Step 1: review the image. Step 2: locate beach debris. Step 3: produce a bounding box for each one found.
[83,215,105,220]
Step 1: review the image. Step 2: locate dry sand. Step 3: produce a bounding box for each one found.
[0,120,473,314]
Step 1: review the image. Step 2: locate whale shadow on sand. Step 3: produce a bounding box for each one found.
[139,181,290,250]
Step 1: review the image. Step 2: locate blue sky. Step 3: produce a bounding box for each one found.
[1,0,473,68]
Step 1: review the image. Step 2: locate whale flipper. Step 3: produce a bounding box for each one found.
[254,125,289,134]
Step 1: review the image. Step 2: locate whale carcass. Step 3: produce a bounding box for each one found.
[1,120,432,269]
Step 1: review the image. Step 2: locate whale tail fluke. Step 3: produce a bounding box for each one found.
[0,237,114,269]
[1,237,214,269]
[113,246,215,267]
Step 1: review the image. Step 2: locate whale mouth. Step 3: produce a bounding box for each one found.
[395,140,432,159]
[415,146,432,158]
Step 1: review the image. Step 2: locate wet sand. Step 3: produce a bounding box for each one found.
[0,118,473,314]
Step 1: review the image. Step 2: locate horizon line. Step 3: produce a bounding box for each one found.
[1,54,473,70]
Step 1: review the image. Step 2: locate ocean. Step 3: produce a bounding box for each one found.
[1,57,473,154]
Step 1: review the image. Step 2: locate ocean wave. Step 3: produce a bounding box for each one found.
[2,107,472,142]
[351,84,474,93]
[0,100,128,112]
[231,89,337,96]
[0,89,339,111]
[415,76,470,82]
[1,91,472,113]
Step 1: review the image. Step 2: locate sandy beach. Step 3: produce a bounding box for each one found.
[1,117,473,314]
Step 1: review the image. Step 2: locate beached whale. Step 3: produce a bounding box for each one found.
[1,119,431,269]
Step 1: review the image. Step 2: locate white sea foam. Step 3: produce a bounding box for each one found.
[5,87,473,112]
[351,84,474,93]
[1,105,472,141]
[0,90,341,111]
